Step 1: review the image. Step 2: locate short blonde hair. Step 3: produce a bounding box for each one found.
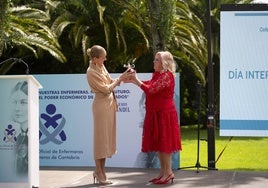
[157,51,177,76]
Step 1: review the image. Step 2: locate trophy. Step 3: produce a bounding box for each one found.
[123,58,136,71]
[122,58,136,83]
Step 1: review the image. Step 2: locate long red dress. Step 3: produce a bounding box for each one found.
[140,70,181,153]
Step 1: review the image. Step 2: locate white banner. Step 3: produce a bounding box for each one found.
[35,73,180,168]
[220,5,268,136]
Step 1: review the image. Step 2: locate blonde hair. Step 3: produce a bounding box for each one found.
[86,45,106,59]
[157,51,177,76]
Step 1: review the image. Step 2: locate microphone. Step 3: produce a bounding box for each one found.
[15,58,29,75]
[0,57,29,74]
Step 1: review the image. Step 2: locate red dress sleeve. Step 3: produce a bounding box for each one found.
[141,72,172,94]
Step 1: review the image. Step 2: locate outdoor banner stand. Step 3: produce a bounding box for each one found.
[0,75,42,188]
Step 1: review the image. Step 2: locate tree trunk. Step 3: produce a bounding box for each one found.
[147,0,164,53]
[147,0,175,53]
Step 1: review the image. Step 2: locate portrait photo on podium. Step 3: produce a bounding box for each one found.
[10,81,29,176]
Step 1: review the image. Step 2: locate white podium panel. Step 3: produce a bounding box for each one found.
[0,75,42,188]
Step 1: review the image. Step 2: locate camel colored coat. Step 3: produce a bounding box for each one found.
[86,63,118,160]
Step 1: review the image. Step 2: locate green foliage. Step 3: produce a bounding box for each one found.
[0,0,9,57]
[0,0,66,65]
[172,1,207,85]
[48,0,150,70]
[146,0,176,51]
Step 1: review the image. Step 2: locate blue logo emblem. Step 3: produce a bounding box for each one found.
[39,104,66,145]
[3,124,17,143]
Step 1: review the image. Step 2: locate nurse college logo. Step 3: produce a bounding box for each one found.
[2,124,17,143]
[39,104,67,145]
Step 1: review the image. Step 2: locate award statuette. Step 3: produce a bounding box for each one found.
[122,59,135,83]
[123,58,136,71]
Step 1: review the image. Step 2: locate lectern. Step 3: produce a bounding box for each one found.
[0,75,42,188]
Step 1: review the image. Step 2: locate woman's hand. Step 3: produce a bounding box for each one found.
[124,71,142,86]
[119,68,129,81]
[120,68,134,82]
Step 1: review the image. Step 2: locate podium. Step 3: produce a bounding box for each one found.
[0,75,42,188]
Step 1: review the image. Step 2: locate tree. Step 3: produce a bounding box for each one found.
[47,0,150,71]
[0,0,9,58]
[146,0,176,52]
[0,0,66,74]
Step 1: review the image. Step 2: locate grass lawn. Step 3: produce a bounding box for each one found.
[179,125,268,171]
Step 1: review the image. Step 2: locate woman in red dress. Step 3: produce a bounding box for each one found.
[129,51,182,184]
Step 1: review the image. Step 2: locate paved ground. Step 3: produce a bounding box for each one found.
[39,167,268,188]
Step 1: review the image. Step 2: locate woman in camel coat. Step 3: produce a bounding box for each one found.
[86,45,129,185]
